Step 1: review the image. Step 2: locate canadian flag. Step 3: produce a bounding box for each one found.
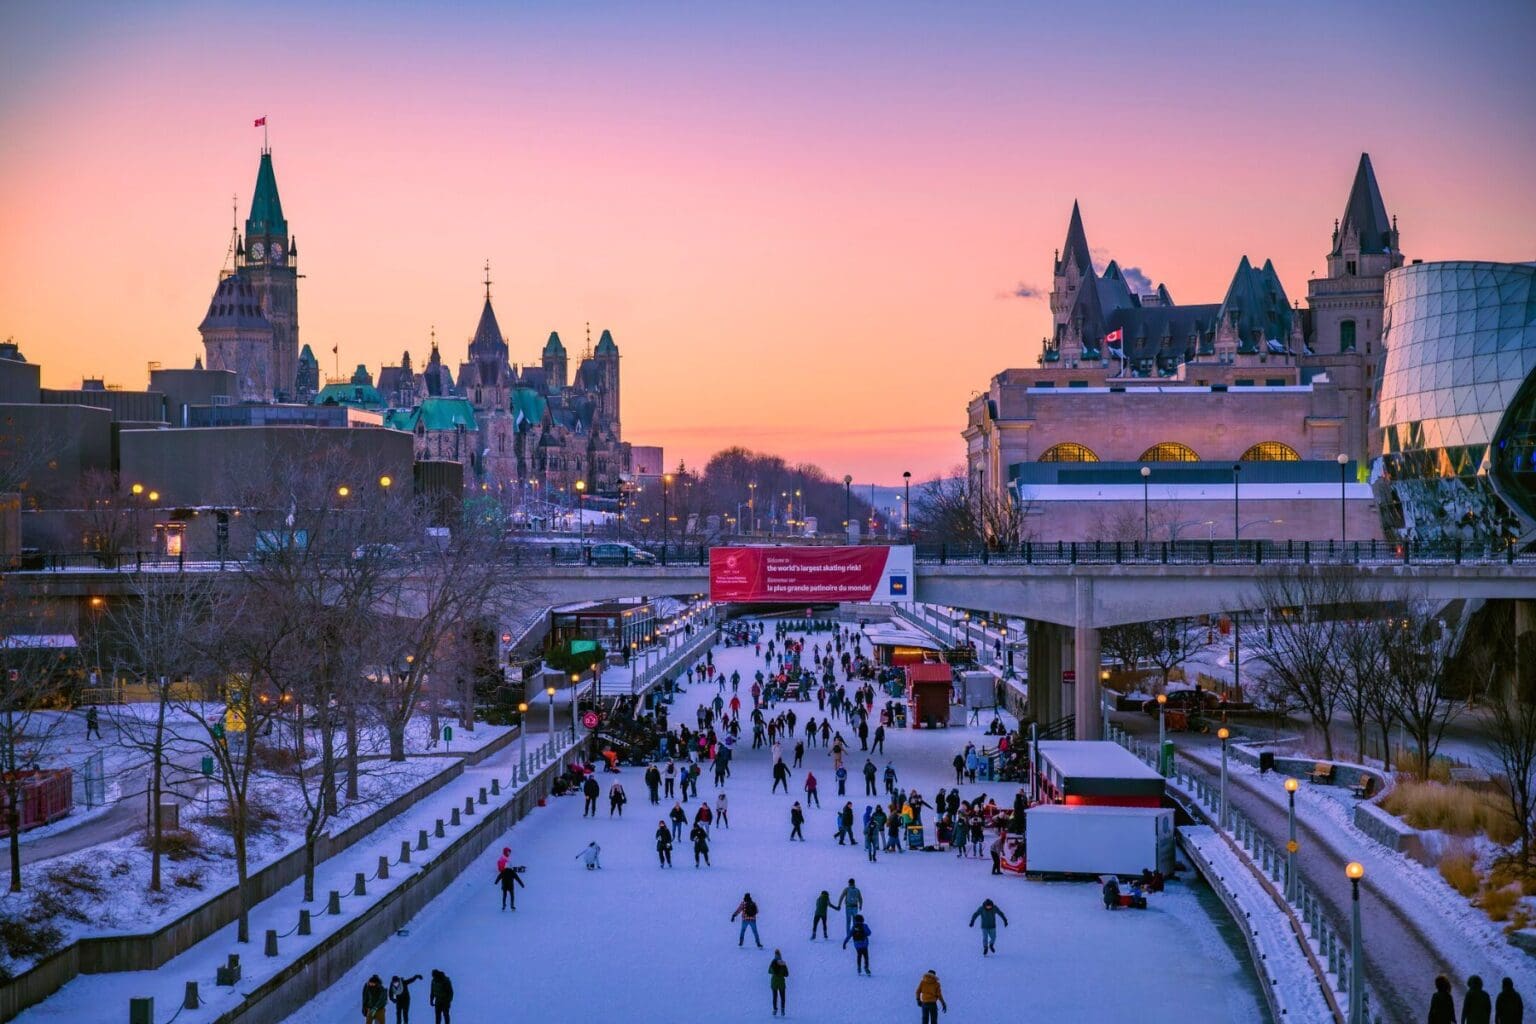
[1103,327,1124,344]
[253,116,267,127]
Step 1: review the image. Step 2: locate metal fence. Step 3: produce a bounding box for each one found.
[1105,721,1380,1024]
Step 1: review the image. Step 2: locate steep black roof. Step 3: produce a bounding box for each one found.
[1104,304,1221,363]
[1332,153,1393,256]
[198,274,272,332]
[1057,201,1093,276]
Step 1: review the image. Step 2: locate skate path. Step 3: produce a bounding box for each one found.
[288,624,1268,1023]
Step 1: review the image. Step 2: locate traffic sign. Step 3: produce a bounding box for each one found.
[201,756,214,777]
[1286,839,1299,854]
[442,725,453,743]
[582,711,600,730]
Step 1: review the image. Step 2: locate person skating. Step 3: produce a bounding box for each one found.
[839,878,863,937]
[835,802,856,845]
[915,969,947,1021]
[835,765,848,796]
[989,835,1004,875]
[811,890,834,939]
[645,764,662,804]
[733,891,764,947]
[1495,977,1523,1024]
[575,842,602,870]
[790,801,806,841]
[804,771,820,808]
[691,822,712,866]
[793,740,805,768]
[715,791,730,829]
[656,821,674,867]
[496,847,511,872]
[388,974,421,1024]
[363,974,388,1024]
[1466,976,1493,1024]
[858,720,869,750]
[953,815,969,858]
[871,723,885,754]
[428,970,453,1024]
[842,914,872,975]
[609,782,627,817]
[670,802,687,840]
[582,775,600,817]
[952,752,965,784]
[862,759,877,796]
[492,863,525,909]
[772,759,792,794]
[883,763,898,797]
[768,949,789,1016]
[968,899,1009,955]
[664,759,676,799]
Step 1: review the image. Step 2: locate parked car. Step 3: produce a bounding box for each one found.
[1141,688,1224,716]
[587,542,656,566]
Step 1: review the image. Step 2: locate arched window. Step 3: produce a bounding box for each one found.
[1038,442,1099,463]
[1138,442,1200,462]
[1240,441,1300,462]
[1340,320,1357,352]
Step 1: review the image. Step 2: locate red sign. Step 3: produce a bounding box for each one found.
[709,546,910,604]
[581,711,600,730]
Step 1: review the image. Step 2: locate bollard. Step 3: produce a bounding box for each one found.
[378,854,390,880]
[451,807,461,827]
[401,840,412,864]
[264,928,279,957]
[184,981,201,1010]
[298,909,312,936]
[129,997,155,1024]
[491,778,500,796]
[465,795,476,816]
[328,890,342,915]
[433,819,444,839]
[478,786,487,805]
[353,872,367,897]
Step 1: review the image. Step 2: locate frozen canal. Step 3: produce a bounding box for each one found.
[290,621,1267,1022]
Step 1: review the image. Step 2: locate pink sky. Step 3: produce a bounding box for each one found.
[1,3,1532,483]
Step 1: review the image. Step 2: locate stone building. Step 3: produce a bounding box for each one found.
[965,154,1398,542]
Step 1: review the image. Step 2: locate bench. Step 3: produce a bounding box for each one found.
[1350,775,1375,799]
[1307,762,1335,785]
[1448,766,1492,787]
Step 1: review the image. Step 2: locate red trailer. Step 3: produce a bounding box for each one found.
[905,663,953,728]
[0,769,74,835]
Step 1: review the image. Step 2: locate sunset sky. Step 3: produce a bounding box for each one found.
[2,1,1533,483]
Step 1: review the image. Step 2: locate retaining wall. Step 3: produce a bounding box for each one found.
[0,727,519,1021]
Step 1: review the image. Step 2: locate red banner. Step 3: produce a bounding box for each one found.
[710,546,910,603]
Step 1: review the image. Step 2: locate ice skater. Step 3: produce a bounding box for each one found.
[968,899,1009,954]
[691,822,711,866]
[363,975,388,1024]
[575,842,602,870]
[388,973,421,1024]
[732,892,763,947]
[428,970,453,1024]
[656,820,674,867]
[915,970,947,1021]
[582,776,600,817]
[811,890,833,939]
[492,862,525,909]
[768,949,789,1016]
[842,914,872,975]
[839,878,863,938]
[790,801,806,841]
[715,791,730,828]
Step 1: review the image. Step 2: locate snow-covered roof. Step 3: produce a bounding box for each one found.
[862,625,943,650]
[1037,740,1163,782]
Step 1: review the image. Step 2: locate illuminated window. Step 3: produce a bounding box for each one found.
[1138,442,1199,462]
[1240,441,1300,462]
[1038,442,1099,463]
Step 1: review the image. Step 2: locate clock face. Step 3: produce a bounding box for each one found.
[269,242,284,262]
[248,241,265,261]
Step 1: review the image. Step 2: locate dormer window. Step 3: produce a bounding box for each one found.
[1346,260,1357,276]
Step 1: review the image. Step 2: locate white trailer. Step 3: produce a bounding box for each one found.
[1025,804,1175,877]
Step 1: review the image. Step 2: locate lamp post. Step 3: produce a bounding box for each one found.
[1231,464,1242,542]
[843,475,853,538]
[569,673,580,742]
[748,482,757,533]
[1347,861,1365,1024]
[1217,727,1230,828]
[546,685,557,758]
[1336,452,1349,549]
[902,470,912,542]
[1156,693,1168,773]
[1284,777,1299,901]
[518,702,529,780]
[574,479,587,543]
[661,473,673,557]
[1140,466,1151,545]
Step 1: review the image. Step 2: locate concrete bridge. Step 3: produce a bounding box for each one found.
[13,556,1536,741]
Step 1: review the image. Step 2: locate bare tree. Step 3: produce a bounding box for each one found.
[1387,601,1461,781]
[1251,568,1352,758]
[1100,621,1157,677]
[1141,618,1218,693]
[1336,609,1395,764]
[911,469,1031,550]
[1485,649,1536,864]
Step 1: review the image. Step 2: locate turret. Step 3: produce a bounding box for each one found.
[542,331,568,392]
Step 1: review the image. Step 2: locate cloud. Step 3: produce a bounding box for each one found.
[1004,281,1044,300]
[1119,265,1155,294]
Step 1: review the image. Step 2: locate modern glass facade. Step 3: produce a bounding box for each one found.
[1375,261,1536,546]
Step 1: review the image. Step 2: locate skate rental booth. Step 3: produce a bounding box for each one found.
[1033,740,1165,807]
[904,662,954,728]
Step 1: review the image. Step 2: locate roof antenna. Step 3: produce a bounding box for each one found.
[483,260,492,301]
[222,193,240,277]
[584,320,592,359]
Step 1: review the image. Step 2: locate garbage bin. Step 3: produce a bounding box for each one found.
[1258,751,1276,774]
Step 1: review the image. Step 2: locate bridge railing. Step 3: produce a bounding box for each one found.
[5,536,1531,573]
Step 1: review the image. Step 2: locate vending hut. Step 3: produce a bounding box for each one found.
[1034,740,1165,807]
[905,662,953,728]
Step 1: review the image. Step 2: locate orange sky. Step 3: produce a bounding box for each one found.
[2,2,1533,482]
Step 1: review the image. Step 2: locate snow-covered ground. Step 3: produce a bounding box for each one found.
[285,623,1268,1022]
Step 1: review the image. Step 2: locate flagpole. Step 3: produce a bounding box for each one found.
[263,115,268,152]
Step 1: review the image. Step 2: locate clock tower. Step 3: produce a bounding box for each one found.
[239,147,299,400]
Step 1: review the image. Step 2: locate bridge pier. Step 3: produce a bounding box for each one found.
[1073,579,1102,740]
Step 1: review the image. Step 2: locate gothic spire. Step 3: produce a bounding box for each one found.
[1059,200,1093,276]
[245,150,287,240]
[1332,153,1392,256]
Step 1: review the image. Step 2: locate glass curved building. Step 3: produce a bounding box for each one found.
[1375,260,1536,546]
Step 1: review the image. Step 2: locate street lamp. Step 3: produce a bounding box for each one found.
[1140,466,1151,545]
[1346,861,1365,1024]
[379,475,392,489]
[1217,727,1230,828]
[748,482,757,533]
[337,485,350,498]
[1284,777,1299,901]
[569,672,581,742]
[518,702,529,780]
[902,470,912,541]
[1156,693,1168,773]
[843,475,852,537]
[1231,464,1242,542]
[1336,453,1349,549]
[546,685,557,757]
[662,473,673,555]
[574,479,587,543]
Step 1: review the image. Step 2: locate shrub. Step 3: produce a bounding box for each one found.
[1381,779,1517,842]
[41,862,105,899]
[142,828,203,861]
[1438,842,1480,897]
[172,868,205,890]
[1480,884,1521,921]
[0,912,63,963]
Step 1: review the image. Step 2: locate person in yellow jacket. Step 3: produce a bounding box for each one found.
[915,969,947,1022]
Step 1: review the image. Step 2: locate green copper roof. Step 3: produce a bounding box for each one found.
[594,329,618,355]
[543,331,565,355]
[245,152,287,239]
[386,397,479,433]
[312,380,385,410]
[511,386,546,426]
